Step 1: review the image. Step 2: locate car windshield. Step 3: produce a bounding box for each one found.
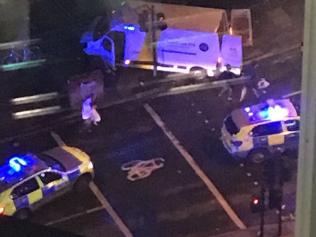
[38,154,66,172]
[224,115,240,135]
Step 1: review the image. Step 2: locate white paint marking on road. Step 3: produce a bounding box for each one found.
[144,103,247,230]
[89,182,134,237]
[282,90,301,98]
[50,131,66,146]
[45,206,104,226]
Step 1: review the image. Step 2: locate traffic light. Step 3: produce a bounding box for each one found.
[156,12,167,31]
[138,10,149,32]
[250,194,264,213]
[269,188,282,209]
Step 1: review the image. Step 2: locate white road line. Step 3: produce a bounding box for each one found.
[50,131,66,146]
[144,103,247,230]
[89,182,134,237]
[45,206,104,226]
[282,90,301,98]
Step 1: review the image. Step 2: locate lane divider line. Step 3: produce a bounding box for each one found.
[144,103,247,230]
[45,206,104,226]
[50,131,66,146]
[89,182,134,237]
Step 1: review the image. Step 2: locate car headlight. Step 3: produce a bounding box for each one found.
[88,161,93,170]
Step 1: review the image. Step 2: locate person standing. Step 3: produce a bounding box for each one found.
[217,64,238,101]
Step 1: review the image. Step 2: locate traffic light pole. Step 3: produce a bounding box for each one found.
[151,5,157,78]
[277,157,284,236]
[259,184,265,237]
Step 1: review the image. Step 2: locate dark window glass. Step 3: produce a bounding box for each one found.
[12,178,39,198]
[38,154,65,172]
[284,119,300,131]
[102,38,112,51]
[251,121,283,136]
[224,115,240,135]
[39,172,62,185]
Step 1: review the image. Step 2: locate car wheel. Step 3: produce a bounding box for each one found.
[74,174,92,193]
[190,67,207,80]
[248,149,269,164]
[15,208,31,220]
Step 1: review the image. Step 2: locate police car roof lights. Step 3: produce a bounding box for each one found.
[0,154,47,192]
[258,104,289,121]
[9,157,28,172]
[245,102,290,122]
[124,24,136,31]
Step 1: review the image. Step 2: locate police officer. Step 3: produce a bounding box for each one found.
[217,64,238,101]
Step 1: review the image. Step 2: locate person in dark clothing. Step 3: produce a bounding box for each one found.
[218,64,238,101]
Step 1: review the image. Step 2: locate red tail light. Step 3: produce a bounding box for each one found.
[0,207,4,215]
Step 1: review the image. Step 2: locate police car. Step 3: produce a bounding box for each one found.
[221,99,300,163]
[0,145,94,219]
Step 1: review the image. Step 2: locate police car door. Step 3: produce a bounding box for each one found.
[38,171,67,200]
[251,121,284,148]
[11,177,42,211]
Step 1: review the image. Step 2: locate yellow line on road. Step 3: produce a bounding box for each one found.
[144,103,247,230]
[89,182,134,237]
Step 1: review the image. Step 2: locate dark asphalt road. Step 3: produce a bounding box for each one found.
[0,85,297,236]
[0,50,301,237]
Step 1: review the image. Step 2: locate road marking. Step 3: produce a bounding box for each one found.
[144,103,247,230]
[89,182,134,237]
[121,158,165,181]
[50,131,66,146]
[282,90,301,98]
[45,206,104,226]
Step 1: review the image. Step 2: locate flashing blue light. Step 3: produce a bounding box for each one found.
[9,157,28,172]
[248,112,253,117]
[244,107,251,113]
[258,105,289,121]
[124,25,136,31]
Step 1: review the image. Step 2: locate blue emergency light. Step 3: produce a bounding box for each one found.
[258,105,289,121]
[124,25,136,31]
[9,157,28,172]
[245,104,289,121]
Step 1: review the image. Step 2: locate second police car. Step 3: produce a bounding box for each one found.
[221,99,300,163]
[0,145,94,219]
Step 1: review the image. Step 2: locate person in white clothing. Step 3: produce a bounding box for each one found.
[90,105,101,125]
[81,96,101,130]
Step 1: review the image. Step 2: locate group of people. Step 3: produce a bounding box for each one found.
[217,62,270,102]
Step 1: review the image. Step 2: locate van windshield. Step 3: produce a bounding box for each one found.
[224,115,240,135]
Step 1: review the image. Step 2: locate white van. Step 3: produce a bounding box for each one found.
[81,1,243,77]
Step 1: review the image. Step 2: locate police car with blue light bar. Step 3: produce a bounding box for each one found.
[221,99,300,163]
[0,145,94,219]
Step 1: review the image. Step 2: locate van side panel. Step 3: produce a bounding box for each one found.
[157,28,220,69]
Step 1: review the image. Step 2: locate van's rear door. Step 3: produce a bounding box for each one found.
[220,34,242,74]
